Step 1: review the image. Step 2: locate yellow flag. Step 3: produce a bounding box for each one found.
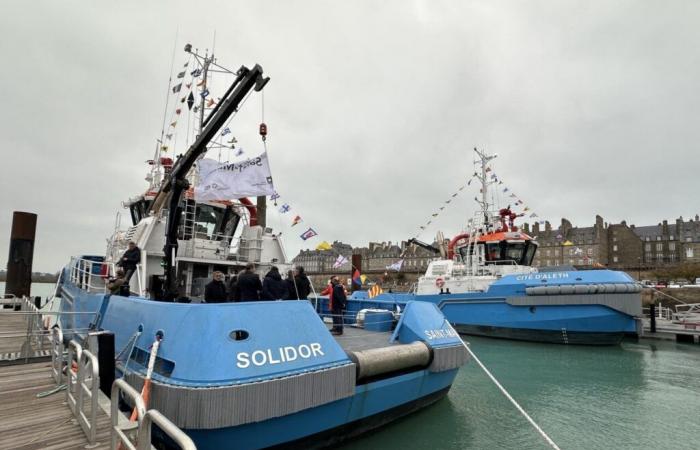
[562,240,574,246]
[360,274,367,284]
[316,241,332,251]
[368,285,384,299]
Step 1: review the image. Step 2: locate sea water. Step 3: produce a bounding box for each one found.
[343,336,700,450]
[0,281,56,298]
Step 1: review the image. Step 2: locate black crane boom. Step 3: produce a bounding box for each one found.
[153,63,269,300]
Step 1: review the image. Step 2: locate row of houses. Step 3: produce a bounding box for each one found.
[291,214,700,284]
[524,214,700,269]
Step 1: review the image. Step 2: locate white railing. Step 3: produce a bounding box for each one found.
[111,379,196,450]
[65,339,100,446]
[69,256,145,297]
[51,326,64,385]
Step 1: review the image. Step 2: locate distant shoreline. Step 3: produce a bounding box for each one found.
[0,273,58,283]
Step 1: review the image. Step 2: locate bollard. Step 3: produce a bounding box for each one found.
[4,212,37,298]
[650,303,656,333]
[88,331,116,396]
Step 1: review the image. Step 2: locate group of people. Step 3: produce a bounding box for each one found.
[204,264,312,303]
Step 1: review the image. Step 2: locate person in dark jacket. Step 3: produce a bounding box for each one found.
[261,266,288,300]
[227,270,239,302]
[204,271,228,303]
[292,266,312,300]
[237,263,262,301]
[107,269,129,296]
[118,241,141,281]
[284,270,298,300]
[330,276,347,335]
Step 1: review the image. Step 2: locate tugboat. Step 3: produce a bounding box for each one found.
[50,44,468,449]
[335,148,642,345]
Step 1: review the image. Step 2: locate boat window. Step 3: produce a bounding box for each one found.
[484,243,501,263]
[523,242,537,265]
[502,243,526,264]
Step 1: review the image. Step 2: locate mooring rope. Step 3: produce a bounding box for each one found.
[455,328,562,450]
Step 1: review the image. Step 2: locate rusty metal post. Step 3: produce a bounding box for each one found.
[256,196,267,229]
[5,212,37,298]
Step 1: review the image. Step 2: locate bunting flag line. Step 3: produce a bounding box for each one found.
[170,121,177,127]
[270,191,281,201]
[300,228,318,241]
[291,215,302,226]
[176,70,185,79]
[279,204,290,213]
[190,68,202,77]
[235,148,245,157]
[221,127,231,136]
[360,274,368,284]
[187,92,195,110]
[183,61,189,68]
[200,88,210,99]
[172,83,182,93]
[175,108,181,115]
[206,98,216,107]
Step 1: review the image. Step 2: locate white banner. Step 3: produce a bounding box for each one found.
[194,152,275,201]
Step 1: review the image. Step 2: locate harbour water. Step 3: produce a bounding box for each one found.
[6,283,699,449]
[344,336,700,450]
[0,281,55,298]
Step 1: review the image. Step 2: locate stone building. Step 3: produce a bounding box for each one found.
[525,216,608,268]
[524,214,700,270]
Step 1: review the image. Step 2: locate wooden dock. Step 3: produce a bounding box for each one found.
[0,361,112,450]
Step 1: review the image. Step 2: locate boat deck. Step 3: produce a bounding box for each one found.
[0,361,112,450]
[327,324,395,353]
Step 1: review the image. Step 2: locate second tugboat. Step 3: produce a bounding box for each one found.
[329,148,643,345]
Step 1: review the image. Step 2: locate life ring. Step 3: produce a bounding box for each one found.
[435,277,445,288]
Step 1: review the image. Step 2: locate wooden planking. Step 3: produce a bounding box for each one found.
[0,361,112,450]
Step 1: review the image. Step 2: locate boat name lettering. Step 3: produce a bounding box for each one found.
[236,343,324,368]
[424,328,459,340]
[219,157,263,173]
[515,273,570,281]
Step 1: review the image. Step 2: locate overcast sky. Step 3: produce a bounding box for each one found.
[1,1,699,272]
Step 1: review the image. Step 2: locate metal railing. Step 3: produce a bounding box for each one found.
[111,379,196,450]
[69,256,145,297]
[77,349,100,445]
[66,340,83,415]
[50,326,64,385]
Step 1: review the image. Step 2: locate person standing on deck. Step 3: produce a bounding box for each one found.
[227,270,239,302]
[204,271,227,303]
[291,266,311,300]
[330,276,347,335]
[237,263,263,301]
[261,266,288,300]
[284,270,297,300]
[118,241,141,282]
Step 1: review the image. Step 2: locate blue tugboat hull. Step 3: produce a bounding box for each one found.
[331,270,642,345]
[57,269,467,449]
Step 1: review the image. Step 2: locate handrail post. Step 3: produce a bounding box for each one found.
[138,410,197,450]
[111,379,147,450]
[66,339,83,414]
[78,349,100,446]
[51,327,64,385]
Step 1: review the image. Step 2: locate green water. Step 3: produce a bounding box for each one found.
[343,337,700,450]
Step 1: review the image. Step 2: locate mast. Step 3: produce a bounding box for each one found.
[472,147,498,224]
[150,59,269,300]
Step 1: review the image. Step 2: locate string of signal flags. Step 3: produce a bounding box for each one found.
[412,169,548,239]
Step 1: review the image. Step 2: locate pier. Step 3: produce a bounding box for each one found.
[0,296,196,450]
